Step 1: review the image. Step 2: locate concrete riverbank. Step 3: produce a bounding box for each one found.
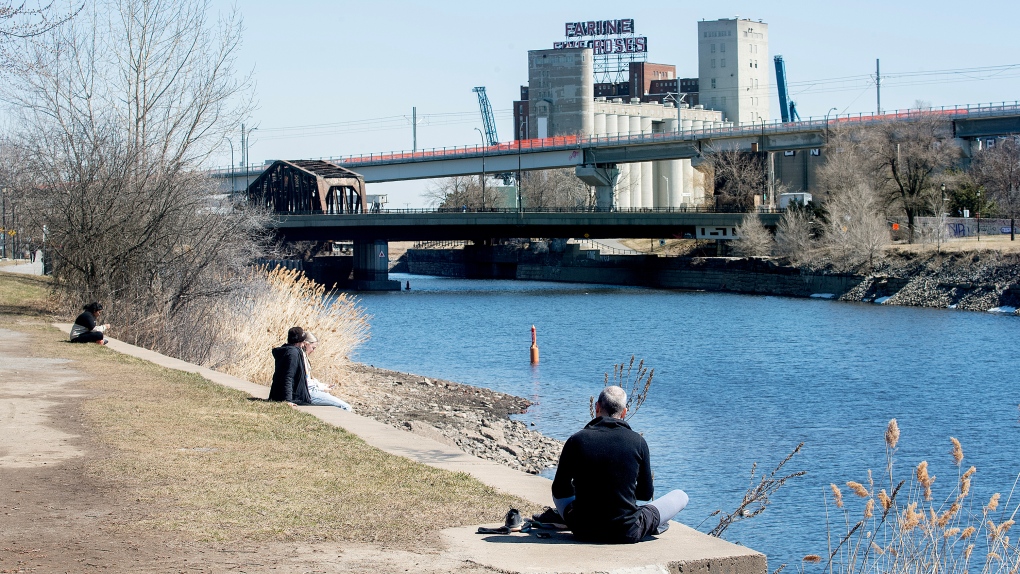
[398,242,1020,315]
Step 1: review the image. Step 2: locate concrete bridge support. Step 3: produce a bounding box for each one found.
[575,165,620,210]
[352,239,401,291]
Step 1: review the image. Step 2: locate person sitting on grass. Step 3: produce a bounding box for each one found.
[268,326,313,406]
[69,302,110,345]
[550,385,689,543]
[300,332,354,412]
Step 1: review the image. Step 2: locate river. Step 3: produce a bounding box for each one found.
[352,272,1020,568]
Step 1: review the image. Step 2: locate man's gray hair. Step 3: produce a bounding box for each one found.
[597,386,628,418]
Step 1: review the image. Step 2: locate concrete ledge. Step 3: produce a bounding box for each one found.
[442,522,766,574]
[53,323,767,574]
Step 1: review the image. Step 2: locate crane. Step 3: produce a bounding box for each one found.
[773,55,801,123]
[472,87,499,145]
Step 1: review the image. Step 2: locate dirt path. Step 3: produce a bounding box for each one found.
[0,318,503,573]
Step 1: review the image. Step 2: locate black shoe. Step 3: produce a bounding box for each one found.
[531,507,568,530]
[504,508,524,532]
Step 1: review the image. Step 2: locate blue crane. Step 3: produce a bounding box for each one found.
[473,86,499,145]
[773,55,801,123]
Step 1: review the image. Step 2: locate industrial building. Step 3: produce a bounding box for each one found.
[512,16,773,209]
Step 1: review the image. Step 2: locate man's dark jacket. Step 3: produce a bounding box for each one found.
[268,344,312,405]
[552,415,656,543]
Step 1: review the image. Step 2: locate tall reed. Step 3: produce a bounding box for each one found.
[212,267,370,389]
[809,419,1019,574]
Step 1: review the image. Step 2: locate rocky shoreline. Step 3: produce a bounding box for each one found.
[341,363,563,475]
[835,250,1020,313]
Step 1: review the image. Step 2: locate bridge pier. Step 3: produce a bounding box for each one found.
[350,239,400,291]
[575,165,620,210]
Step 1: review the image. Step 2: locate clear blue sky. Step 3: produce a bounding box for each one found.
[218,0,1020,206]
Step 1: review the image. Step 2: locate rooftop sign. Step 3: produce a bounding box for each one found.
[554,18,648,55]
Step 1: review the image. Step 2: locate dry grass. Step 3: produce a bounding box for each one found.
[0,270,55,316]
[77,356,526,546]
[889,234,1020,255]
[812,419,1020,574]
[214,267,370,391]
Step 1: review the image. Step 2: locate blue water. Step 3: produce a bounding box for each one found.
[350,273,1020,567]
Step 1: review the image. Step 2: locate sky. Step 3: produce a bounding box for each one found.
[214,0,1020,207]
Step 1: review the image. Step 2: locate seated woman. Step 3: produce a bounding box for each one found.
[301,332,354,412]
[70,302,110,345]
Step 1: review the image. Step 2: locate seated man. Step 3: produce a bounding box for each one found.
[551,386,689,544]
[300,332,354,411]
[268,327,313,406]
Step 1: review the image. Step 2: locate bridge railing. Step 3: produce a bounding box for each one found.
[206,101,1020,174]
[273,205,785,215]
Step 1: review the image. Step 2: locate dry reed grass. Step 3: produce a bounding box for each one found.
[810,420,1020,574]
[589,355,655,421]
[707,443,806,538]
[213,267,369,391]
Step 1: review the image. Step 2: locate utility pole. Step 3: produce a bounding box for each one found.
[412,107,417,153]
[875,59,882,115]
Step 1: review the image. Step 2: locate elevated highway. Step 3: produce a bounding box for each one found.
[210,102,1020,190]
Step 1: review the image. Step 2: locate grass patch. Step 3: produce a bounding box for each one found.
[0,271,55,317]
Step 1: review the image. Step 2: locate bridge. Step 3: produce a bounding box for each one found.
[221,101,1020,290]
[273,207,780,290]
[210,101,1020,191]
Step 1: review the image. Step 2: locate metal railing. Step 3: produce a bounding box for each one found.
[207,100,1020,174]
[272,205,785,216]
[570,238,642,255]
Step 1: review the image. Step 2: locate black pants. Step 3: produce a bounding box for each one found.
[71,331,104,343]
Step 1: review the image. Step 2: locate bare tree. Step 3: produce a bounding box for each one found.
[0,1,82,70]
[774,207,816,265]
[423,168,591,210]
[862,113,959,243]
[702,147,765,212]
[822,183,889,273]
[4,0,264,362]
[732,212,773,257]
[521,168,592,209]
[422,175,482,208]
[972,136,1020,241]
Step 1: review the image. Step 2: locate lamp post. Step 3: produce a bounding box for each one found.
[244,125,258,190]
[976,189,982,241]
[824,107,838,142]
[474,127,486,210]
[223,136,235,192]
[1,187,6,259]
[662,175,670,210]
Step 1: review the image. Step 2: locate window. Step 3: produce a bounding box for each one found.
[754,60,758,68]
[721,58,726,68]
[711,43,716,53]
[721,96,726,105]
[720,43,726,53]
[711,78,716,89]
[711,97,717,107]
[754,78,758,88]
[749,61,753,68]
[711,59,716,68]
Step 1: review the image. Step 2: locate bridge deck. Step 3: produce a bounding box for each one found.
[273,209,783,241]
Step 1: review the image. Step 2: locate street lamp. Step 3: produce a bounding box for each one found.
[244,125,258,190]
[223,136,235,192]
[824,107,838,142]
[474,127,486,210]
[976,189,982,241]
[661,175,670,210]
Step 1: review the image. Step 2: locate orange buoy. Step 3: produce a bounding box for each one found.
[530,325,540,364]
